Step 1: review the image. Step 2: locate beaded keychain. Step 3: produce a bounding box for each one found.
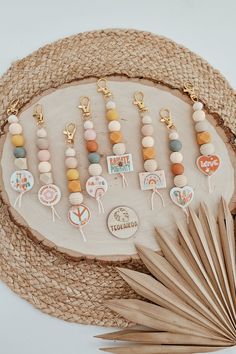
[133,92,166,210]
[97,78,134,188]
[183,83,221,193]
[78,96,108,214]
[33,104,61,221]
[160,108,194,217]
[6,99,34,207]
[63,123,91,241]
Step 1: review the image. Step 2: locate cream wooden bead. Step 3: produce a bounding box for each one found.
[141,115,152,124]
[195,121,208,132]
[112,143,126,155]
[38,161,52,173]
[65,147,76,157]
[8,114,18,124]
[144,159,158,172]
[9,123,22,135]
[37,127,47,138]
[174,175,188,187]
[193,102,203,111]
[108,120,121,132]
[106,100,116,110]
[200,143,215,156]
[169,131,179,140]
[142,136,154,148]
[69,192,84,205]
[192,110,205,122]
[170,152,183,163]
[141,125,154,136]
[83,120,93,130]
[88,163,102,176]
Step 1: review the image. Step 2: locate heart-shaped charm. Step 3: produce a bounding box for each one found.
[170,186,194,208]
[196,155,221,176]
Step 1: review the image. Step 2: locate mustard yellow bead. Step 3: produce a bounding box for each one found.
[106,109,119,121]
[66,168,80,181]
[11,134,24,147]
[68,180,81,192]
[109,131,123,144]
[197,131,211,145]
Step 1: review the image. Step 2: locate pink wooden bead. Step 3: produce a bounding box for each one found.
[37,149,51,162]
[84,129,96,141]
[65,157,78,168]
[141,124,154,136]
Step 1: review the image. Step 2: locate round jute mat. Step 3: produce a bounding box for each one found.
[0,29,235,327]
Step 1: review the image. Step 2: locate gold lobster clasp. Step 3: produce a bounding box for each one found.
[133,91,148,112]
[183,82,198,102]
[159,108,175,130]
[63,123,76,144]
[78,96,90,117]
[33,104,44,125]
[97,78,112,98]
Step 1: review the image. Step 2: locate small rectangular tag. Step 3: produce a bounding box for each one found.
[139,170,166,191]
[107,154,134,174]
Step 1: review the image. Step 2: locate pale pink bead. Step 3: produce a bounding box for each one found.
[38,149,51,161]
[84,129,96,141]
[141,124,154,136]
[65,157,78,168]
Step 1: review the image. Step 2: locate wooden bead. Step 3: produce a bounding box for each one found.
[39,172,53,185]
[170,152,183,163]
[86,140,98,152]
[84,129,96,141]
[142,136,154,148]
[200,143,215,156]
[143,147,156,160]
[195,121,208,132]
[11,134,24,147]
[8,114,18,123]
[65,157,78,169]
[171,163,184,175]
[192,110,205,122]
[36,127,47,138]
[88,152,100,163]
[141,125,154,136]
[14,158,27,170]
[174,175,187,187]
[83,120,93,130]
[108,120,121,132]
[193,102,203,111]
[109,131,122,144]
[141,115,152,124]
[13,147,26,158]
[38,150,50,161]
[69,192,84,205]
[9,123,22,135]
[106,109,119,121]
[37,138,49,150]
[112,143,126,155]
[66,168,79,180]
[88,163,102,176]
[144,159,158,172]
[38,161,51,173]
[68,180,81,192]
[169,139,182,152]
[65,147,76,157]
[196,131,211,145]
[106,101,116,110]
[169,131,179,140]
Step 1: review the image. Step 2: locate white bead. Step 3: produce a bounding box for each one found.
[38,161,51,173]
[39,172,53,185]
[142,136,154,148]
[88,163,102,176]
[37,127,47,138]
[170,152,183,163]
[69,192,84,205]
[141,115,152,124]
[195,121,208,132]
[8,114,18,123]
[200,143,215,156]
[65,147,76,157]
[108,120,121,132]
[14,158,27,170]
[192,110,205,122]
[174,175,188,188]
[106,100,116,110]
[112,143,126,155]
[169,131,179,140]
[193,102,203,111]
[144,159,158,172]
[83,120,93,130]
[9,123,22,135]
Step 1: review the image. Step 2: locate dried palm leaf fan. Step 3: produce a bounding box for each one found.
[98,198,236,353]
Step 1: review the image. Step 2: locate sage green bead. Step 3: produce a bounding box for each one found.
[169,139,182,152]
[88,152,100,164]
[13,147,26,158]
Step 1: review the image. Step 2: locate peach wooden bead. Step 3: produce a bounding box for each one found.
[141,124,154,136]
[66,168,79,180]
[86,140,98,152]
[171,163,184,175]
[143,147,156,160]
[109,131,122,144]
[38,149,51,162]
[197,131,211,145]
[68,180,81,192]
[65,157,78,169]
[11,134,24,147]
[106,109,119,121]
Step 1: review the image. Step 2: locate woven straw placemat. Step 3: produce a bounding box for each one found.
[0,29,235,327]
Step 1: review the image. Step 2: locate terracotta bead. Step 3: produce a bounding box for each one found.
[106,109,119,121]
[86,140,98,152]
[171,163,184,175]
[143,147,156,160]
[109,131,123,144]
[68,180,81,192]
[11,134,24,147]
[196,131,211,145]
[66,168,79,180]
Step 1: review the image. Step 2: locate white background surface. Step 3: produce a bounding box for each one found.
[0,0,235,353]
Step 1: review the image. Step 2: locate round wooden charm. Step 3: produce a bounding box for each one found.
[68,204,91,228]
[107,206,139,239]
[10,170,34,193]
[38,184,61,207]
[86,176,108,199]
